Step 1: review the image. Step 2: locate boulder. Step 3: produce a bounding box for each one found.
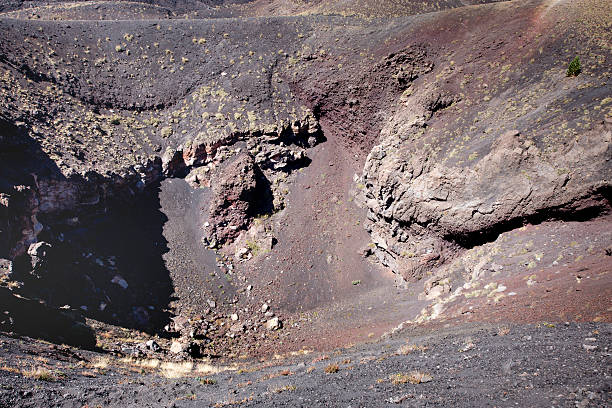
[170,338,201,357]
[27,241,52,271]
[111,275,129,290]
[171,315,189,332]
[265,317,281,331]
[230,322,245,333]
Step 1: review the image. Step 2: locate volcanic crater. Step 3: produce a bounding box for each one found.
[0,0,610,406]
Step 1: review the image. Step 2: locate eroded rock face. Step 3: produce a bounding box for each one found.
[362,106,611,282]
[365,126,611,237]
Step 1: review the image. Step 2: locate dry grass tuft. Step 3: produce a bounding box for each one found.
[397,343,429,355]
[80,370,98,378]
[197,377,217,385]
[260,369,294,381]
[160,361,194,379]
[91,356,110,369]
[23,366,57,382]
[195,362,225,375]
[311,354,329,364]
[0,364,20,374]
[390,371,433,385]
[271,384,296,394]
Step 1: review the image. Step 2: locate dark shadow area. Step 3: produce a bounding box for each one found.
[250,163,275,218]
[277,116,327,149]
[0,117,59,258]
[25,183,176,333]
[1,117,175,342]
[0,287,96,349]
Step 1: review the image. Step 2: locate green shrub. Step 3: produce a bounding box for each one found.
[566,56,581,77]
[246,239,260,256]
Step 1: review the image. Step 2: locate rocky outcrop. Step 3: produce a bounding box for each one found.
[26,241,52,276]
[206,153,260,246]
[163,115,322,247]
[162,114,320,179]
[362,107,611,282]
[291,45,434,153]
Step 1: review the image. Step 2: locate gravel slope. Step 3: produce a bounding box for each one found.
[0,322,610,407]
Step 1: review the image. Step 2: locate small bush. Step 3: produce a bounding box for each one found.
[566,56,581,77]
[272,385,296,393]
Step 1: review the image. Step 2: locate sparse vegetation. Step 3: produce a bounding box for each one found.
[160,126,173,138]
[567,56,581,77]
[0,1,609,406]
[397,343,429,355]
[246,239,261,256]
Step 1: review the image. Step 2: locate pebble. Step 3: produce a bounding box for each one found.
[111,275,129,290]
